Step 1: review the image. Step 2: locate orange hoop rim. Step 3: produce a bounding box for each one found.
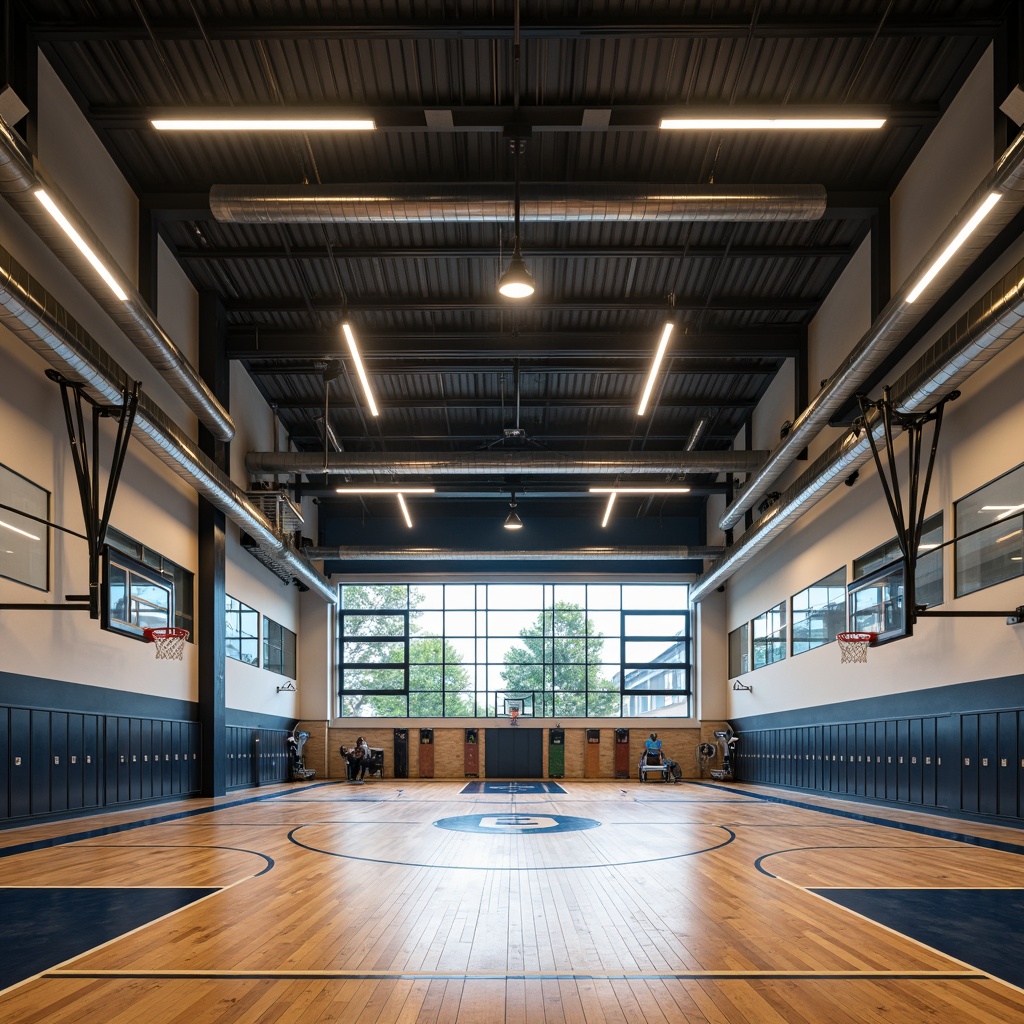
[143,627,190,643]
[836,631,877,644]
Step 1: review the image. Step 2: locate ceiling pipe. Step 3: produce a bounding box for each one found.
[210,183,827,224]
[0,120,234,443]
[246,449,768,478]
[306,546,723,561]
[0,245,335,604]
[718,128,1024,532]
[691,253,1024,603]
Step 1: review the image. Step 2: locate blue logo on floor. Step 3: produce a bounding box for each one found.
[434,814,600,834]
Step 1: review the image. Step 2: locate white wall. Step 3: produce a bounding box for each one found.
[0,57,321,715]
[711,45,1024,719]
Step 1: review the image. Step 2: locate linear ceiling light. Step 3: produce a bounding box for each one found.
[396,493,413,529]
[637,322,674,416]
[600,492,616,528]
[660,117,885,130]
[334,487,435,495]
[341,321,380,417]
[592,486,691,528]
[589,487,692,494]
[151,118,375,131]
[906,192,1001,303]
[34,190,128,301]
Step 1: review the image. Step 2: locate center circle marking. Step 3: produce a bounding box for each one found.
[434,813,601,834]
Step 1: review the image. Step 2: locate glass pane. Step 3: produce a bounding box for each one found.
[410,609,443,635]
[623,613,686,636]
[409,692,445,716]
[342,640,405,664]
[553,607,587,635]
[587,636,611,661]
[488,584,544,609]
[488,609,540,635]
[444,610,476,635]
[553,637,587,664]
[341,667,406,691]
[624,640,685,663]
[586,584,620,609]
[342,584,408,610]
[587,664,619,688]
[553,584,587,606]
[622,584,687,609]
[341,694,408,716]
[792,569,846,655]
[956,516,1024,596]
[586,609,620,638]
[0,464,48,590]
[410,584,442,608]
[728,623,749,676]
[955,463,1024,535]
[109,564,128,624]
[444,636,475,664]
[444,584,476,608]
[409,636,444,664]
[344,613,405,637]
[849,566,905,636]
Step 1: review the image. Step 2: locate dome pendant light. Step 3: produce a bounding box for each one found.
[498,131,535,299]
[503,491,524,530]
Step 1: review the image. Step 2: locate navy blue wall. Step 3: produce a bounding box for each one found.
[0,671,296,826]
[732,675,1024,823]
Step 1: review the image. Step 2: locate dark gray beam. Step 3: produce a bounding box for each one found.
[173,242,853,262]
[29,15,1001,42]
[225,296,818,315]
[289,433,737,447]
[250,359,778,377]
[271,396,758,411]
[92,102,938,133]
[228,328,804,360]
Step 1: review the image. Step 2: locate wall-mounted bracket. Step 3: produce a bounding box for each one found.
[732,679,752,692]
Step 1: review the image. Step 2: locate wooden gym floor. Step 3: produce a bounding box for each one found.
[1,779,1023,1023]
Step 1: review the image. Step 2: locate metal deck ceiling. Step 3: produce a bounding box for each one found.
[11,1,1012,522]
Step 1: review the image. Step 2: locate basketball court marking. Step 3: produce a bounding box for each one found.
[460,781,567,794]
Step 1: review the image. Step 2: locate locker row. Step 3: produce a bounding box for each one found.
[0,704,294,823]
[736,708,1024,821]
[225,727,293,790]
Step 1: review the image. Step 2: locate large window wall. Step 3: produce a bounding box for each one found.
[338,582,690,718]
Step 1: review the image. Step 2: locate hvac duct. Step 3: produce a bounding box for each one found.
[246,449,767,478]
[306,546,722,561]
[691,254,1024,603]
[719,127,1024,531]
[210,183,827,225]
[0,246,335,604]
[0,121,234,443]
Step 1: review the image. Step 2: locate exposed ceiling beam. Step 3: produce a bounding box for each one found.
[247,359,780,377]
[266,396,759,411]
[29,15,1001,42]
[227,329,804,360]
[174,243,853,262]
[91,103,938,132]
[287,433,738,448]
[225,296,818,315]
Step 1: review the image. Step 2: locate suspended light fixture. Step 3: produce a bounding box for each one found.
[503,492,524,530]
[341,321,380,417]
[497,137,535,299]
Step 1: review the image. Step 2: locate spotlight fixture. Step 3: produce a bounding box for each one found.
[637,321,674,416]
[590,486,691,528]
[906,192,1001,302]
[503,492,524,530]
[34,190,128,301]
[151,117,376,132]
[341,321,380,417]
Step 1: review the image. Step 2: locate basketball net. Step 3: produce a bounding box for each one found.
[144,627,190,661]
[837,632,876,664]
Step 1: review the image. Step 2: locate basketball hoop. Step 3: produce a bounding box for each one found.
[143,626,190,660]
[837,631,877,664]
